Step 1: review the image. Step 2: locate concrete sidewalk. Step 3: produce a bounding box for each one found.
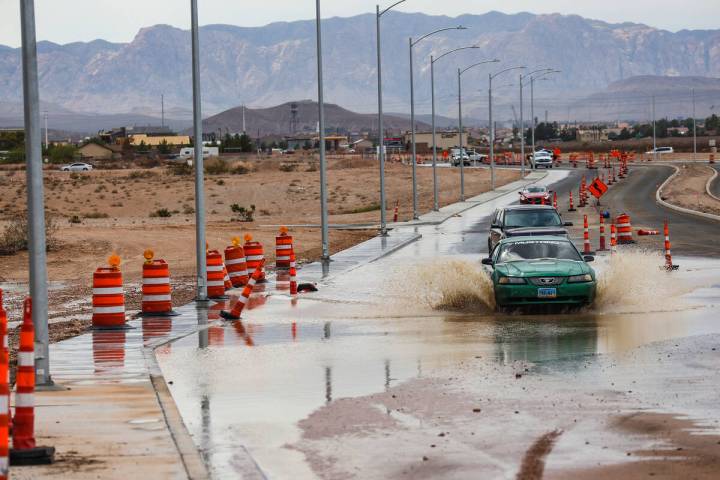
[17,170,547,479]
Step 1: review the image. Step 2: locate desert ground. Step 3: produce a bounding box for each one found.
[0,156,519,322]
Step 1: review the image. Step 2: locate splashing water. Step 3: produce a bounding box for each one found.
[594,249,694,313]
[392,259,496,312]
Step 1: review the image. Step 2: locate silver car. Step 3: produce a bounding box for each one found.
[61,162,93,172]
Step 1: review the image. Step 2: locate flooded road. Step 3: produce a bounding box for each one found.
[156,169,720,479]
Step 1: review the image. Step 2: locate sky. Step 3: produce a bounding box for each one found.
[1,0,717,47]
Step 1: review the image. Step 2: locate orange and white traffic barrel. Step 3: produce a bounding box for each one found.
[615,213,635,244]
[0,291,7,479]
[224,237,249,287]
[206,249,227,298]
[92,254,126,329]
[275,227,293,270]
[243,234,266,283]
[141,250,175,316]
[12,298,54,463]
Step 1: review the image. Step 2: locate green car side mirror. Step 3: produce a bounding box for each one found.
[583,255,594,262]
[481,257,493,266]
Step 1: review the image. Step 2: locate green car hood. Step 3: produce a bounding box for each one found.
[496,259,591,277]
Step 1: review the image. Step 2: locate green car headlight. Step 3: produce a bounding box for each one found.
[498,276,526,285]
[567,274,593,283]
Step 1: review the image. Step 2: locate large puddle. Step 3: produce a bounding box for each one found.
[156,253,720,479]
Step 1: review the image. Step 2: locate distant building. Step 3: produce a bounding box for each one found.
[403,131,462,153]
[351,138,374,153]
[668,127,689,136]
[129,134,191,147]
[78,142,115,160]
[575,129,608,143]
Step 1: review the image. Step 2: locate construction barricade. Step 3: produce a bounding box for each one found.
[225,237,249,287]
[92,254,126,329]
[615,214,635,244]
[206,249,227,299]
[275,227,293,269]
[140,250,176,316]
[243,235,266,283]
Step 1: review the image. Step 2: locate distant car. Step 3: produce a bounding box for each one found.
[530,151,553,169]
[61,162,93,172]
[450,148,470,166]
[482,236,597,309]
[519,185,551,205]
[468,150,488,163]
[646,146,674,155]
[488,204,571,251]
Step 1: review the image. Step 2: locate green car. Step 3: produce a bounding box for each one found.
[482,236,597,308]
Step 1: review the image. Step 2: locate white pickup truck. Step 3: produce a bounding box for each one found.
[178,147,219,159]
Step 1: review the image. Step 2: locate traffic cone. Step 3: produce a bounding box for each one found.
[598,215,607,251]
[393,203,399,222]
[0,291,7,479]
[552,191,558,209]
[10,299,55,465]
[610,224,617,254]
[568,191,576,212]
[219,261,265,320]
[583,215,594,255]
[664,220,679,270]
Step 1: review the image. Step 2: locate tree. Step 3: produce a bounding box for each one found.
[239,133,254,153]
[157,139,171,154]
[706,114,719,132]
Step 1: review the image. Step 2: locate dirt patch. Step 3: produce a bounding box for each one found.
[661,164,720,216]
[550,412,720,480]
[517,430,563,480]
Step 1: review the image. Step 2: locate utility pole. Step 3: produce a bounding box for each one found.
[531,76,535,157]
[190,0,207,301]
[43,110,48,149]
[519,75,525,177]
[316,0,329,260]
[242,104,246,135]
[20,0,52,386]
[161,94,165,128]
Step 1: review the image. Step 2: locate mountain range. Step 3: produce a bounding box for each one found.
[1,10,719,130]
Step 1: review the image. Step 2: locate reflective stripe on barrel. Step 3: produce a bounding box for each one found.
[142,259,172,314]
[92,267,125,328]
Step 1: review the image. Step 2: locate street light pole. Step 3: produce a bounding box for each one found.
[519,68,554,177]
[190,0,207,301]
[376,0,406,235]
[457,59,499,200]
[489,65,527,190]
[692,88,697,162]
[316,0,329,260]
[429,45,479,210]
[20,0,52,386]
[652,95,657,162]
[409,26,466,218]
[530,76,535,158]
[430,56,438,210]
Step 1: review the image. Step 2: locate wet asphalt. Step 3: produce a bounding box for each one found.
[153,164,720,479]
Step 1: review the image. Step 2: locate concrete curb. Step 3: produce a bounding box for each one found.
[656,164,720,222]
[706,166,719,202]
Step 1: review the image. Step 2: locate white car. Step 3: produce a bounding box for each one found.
[61,162,93,172]
[530,151,553,169]
[646,146,674,155]
[468,150,488,163]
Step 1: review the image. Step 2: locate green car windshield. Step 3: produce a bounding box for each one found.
[497,240,582,263]
[504,210,562,228]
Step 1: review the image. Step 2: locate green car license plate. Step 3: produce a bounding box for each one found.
[537,288,557,299]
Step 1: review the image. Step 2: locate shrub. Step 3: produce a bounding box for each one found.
[85,211,110,219]
[216,179,225,186]
[0,212,59,255]
[204,158,229,175]
[230,203,255,222]
[150,208,172,218]
[231,164,250,175]
[168,162,193,176]
[279,163,296,172]
[182,205,195,214]
[68,215,82,224]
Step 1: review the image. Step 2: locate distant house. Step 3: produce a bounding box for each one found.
[78,142,114,160]
[128,134,191,147]
[404,131,462,153]
[351,138,374,153]
[575,129,608,143]
[668,127,689,136]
